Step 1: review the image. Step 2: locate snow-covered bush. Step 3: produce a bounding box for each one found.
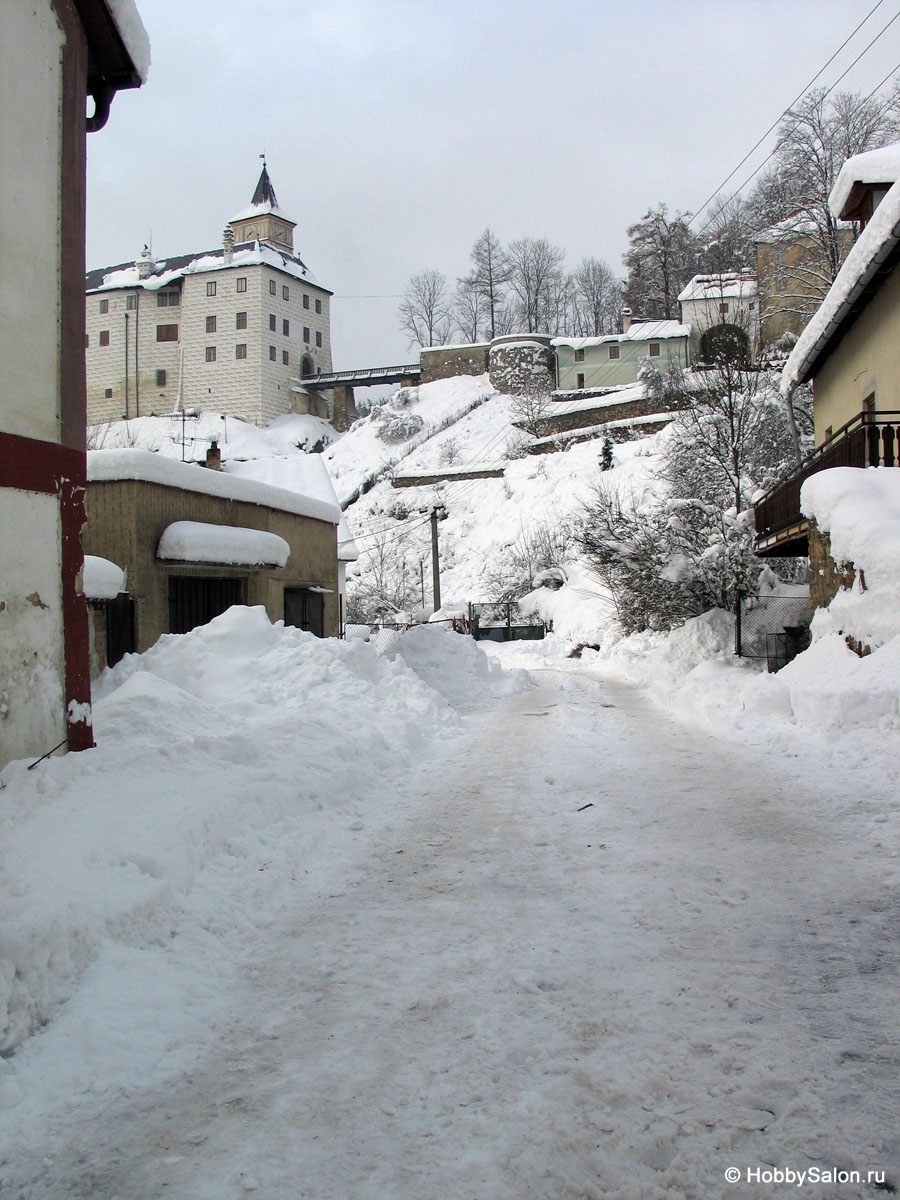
[377,409,424,444]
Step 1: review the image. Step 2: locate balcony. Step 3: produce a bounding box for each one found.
[754,411,900,555]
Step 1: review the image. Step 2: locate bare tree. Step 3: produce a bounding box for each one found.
[398,269,452,348]
[698,193,755,275]
[505,237,566,332]
[464,228,511,339]
[571,257,623,335]
[451,276,488,343]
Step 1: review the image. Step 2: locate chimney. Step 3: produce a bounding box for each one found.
[205,440,222,470]
[223,226,235,266]
[622,307,632,333]
[136,244,155,279]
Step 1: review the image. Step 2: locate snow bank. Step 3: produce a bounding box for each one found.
[802,467,900,648]
[388,625,525,709]
[157,521,290,567]
[81,555,124,600]
[0,608,495,1054]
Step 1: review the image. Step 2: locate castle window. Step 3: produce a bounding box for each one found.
[577,373,585,389]
[236,311,247,330]
[126,295,137,310]
[303,327,310,343]
[574,348,585,362]
[608,344,619,359]
[269,280,276,296]
[205,346,217,362]
[157,324,178,342]
[316,331,322,347]
[649,343,660,357]
[207,282,217,297]
[156,369,167,387]
[719,302,729,316]
[157,292,179,307]
[303,294,310,309]
[104,388,113,398]
[236,344,247,359]
[269,345,277,361]
[282,350,289,365]
[236,277,247,293]
[269,314,276,331]
[283,319,289,337]
[315,298,322,314]
[99,330,110,346]
[206,315,217,333]
[99,298,109,314]
[282,285,290,301]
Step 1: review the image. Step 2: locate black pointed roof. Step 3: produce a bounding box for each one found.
[252,163,278,209]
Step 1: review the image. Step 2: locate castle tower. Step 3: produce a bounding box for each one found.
[228,161,296,253]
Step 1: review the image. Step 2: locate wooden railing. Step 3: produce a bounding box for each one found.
[754,411,900,548]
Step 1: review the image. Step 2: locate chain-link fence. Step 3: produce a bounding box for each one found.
[344,617,464,655]
[738,594,811,672]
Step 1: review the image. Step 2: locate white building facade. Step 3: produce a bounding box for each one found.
[677,272,759,362]
[86,166,333,428]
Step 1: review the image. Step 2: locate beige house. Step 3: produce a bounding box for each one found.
[85,165,333,429]
[83,449,342,669]
[755,144,900,561]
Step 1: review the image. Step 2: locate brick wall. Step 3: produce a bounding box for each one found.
[807,520,855,611]
[84,477,340,648]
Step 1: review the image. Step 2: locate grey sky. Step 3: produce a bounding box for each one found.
[87,0,900,370]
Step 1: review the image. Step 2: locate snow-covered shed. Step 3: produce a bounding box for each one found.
[552,317,689,392]
[83,450,342,662]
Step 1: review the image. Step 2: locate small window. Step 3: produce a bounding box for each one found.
[207,281,217,297]
[303,294,310,310]
[269,313,276,331]
[206,315,217,333]
[649,342,661,357]
[577,373,585,389]
[315,298,322,314]
[269,280,276,295]
[99,298,109,314]
[166,291,179,306]
[99,329,110,346]
[719,302,729,316]
[282,285,289,301]
[205,346,217,362]
[303,326,310,343]
[315,331,322,347]
[236,277,247,293]
[157,292,169,307]
[282,319,289,336]
[574,348,585,363]
[156,369,166,387]
[608,345,620,360]
[236,311,247,330]
[157,324,178,342]
[269,345,277,361]
[126,294,137,310]
[282,350,289,365]
[104,387,113,398]
[236,343,247,359]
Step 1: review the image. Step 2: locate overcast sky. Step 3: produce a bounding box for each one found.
[87,0,900,370]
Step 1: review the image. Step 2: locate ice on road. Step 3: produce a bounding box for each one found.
[3,669,898,1199]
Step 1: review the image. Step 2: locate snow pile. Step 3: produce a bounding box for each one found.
[802,466,900,649]
[0,608,494,1054]
[81,555,124,600]
[106,0,151,83]
[157,521,290,567]
[829,142,900,215]
[388,625,524,709]
[89,410,335,459]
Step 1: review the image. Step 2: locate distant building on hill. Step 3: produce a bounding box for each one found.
[85,164,333,429]
[677,272,759,363]
[552,312,690,391]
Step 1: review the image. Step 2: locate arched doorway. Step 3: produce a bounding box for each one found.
[699,323,749,366]
[300,354,315,378]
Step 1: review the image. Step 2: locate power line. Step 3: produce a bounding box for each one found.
[688,0,890,229]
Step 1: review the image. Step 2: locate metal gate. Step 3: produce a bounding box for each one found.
[168,576,243,635]
[284,587,325,637]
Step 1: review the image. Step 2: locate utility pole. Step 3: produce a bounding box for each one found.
[421,503,447,612]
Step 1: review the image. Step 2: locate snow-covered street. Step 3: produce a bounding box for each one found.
[2,646,897,1199]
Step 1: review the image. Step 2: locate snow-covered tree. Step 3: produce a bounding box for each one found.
[623,205,699,320]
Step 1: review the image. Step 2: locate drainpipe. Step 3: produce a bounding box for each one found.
[135,291,140,416]
[124,310,129,418]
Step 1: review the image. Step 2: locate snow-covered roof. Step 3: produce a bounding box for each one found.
[829,143,900,217]
[157,522,290,568]
[229,164,294,225]
[677,273,757,303]
[552,320,688,350]
[86,240,327,294]
[782,178,900,393]
[105,0,151,84]
[87,449,341,526]
[82,554,125,600]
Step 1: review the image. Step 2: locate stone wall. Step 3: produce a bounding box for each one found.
[488,337,555,396]
[530,390,673,437]
[420,344,490,384]
[808,520,855,611]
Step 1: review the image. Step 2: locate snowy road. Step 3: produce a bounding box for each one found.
[3,667,899,1199]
